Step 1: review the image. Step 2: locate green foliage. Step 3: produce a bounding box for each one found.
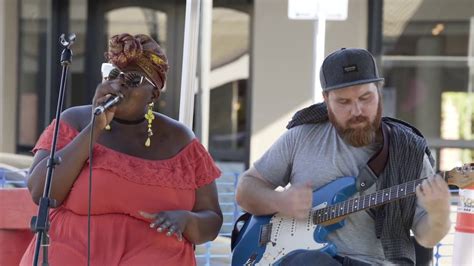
[442,92,474,162]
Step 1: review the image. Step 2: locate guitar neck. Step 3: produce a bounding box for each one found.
[312,172,448,224]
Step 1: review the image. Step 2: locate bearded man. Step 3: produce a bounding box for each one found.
[235,48,451,265]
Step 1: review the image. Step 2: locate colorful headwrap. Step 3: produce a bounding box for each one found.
[105,33,169,90]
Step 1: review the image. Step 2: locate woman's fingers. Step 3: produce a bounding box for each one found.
[166,225,177,236]
[139,211,183,240]
[94,94,113,107]
[93,81,124,105]
[158,220,172,232]
[149,216,165,229]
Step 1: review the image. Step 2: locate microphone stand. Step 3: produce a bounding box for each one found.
[30,33,76,266]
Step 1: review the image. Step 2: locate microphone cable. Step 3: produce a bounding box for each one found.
[86,113,97,266]
[87,96,120,265]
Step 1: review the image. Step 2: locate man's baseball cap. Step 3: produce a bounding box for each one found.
[320,48,384,91]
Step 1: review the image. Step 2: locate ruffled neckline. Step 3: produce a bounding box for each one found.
[35,119,220,189]
[61,120,200,165]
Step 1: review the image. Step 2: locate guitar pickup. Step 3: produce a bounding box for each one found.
[259,223,273,246]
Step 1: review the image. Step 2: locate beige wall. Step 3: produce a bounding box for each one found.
[326,0,368,53]
[250,0,368,164]
[0,0,18,153]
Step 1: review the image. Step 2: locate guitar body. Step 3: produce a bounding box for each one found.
[232,177,358,265]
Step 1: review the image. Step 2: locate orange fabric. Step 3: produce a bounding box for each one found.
[20,120,221,266]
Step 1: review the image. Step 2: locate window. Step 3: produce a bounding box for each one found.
[382,0,474,170]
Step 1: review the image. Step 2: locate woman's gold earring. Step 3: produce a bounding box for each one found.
[144,102,155,147]
[105,124,111,131]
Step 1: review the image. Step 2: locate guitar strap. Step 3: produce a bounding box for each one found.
[231,212,252,251]
[356,122,391,193]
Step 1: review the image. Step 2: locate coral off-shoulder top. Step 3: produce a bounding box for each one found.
[21,120,221,266]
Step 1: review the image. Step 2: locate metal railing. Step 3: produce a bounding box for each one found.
[0,168,28,188]
[196,172,240,266]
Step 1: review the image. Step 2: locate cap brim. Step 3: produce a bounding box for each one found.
[323,78,384,91]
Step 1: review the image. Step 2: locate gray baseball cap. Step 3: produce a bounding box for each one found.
[320,48,384,91]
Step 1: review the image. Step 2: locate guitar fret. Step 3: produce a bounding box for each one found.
[408,180,417,194]
[343,200,349,214]
[401,183,406,197]
[385,189,389,201]
[406,182,412,194]
[312,170,461,226]
[391,186,396,200]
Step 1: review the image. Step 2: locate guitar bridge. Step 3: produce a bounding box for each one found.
[258,223,273,246]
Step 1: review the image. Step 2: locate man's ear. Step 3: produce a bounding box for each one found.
[322,91,329,103]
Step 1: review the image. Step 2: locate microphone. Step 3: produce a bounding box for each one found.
[93,94,123,116]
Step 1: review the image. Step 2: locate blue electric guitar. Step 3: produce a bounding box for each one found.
[231,165,474,266]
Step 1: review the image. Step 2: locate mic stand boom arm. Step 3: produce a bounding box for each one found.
[30,33,76,266]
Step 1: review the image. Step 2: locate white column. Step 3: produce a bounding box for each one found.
[0,0,18,153]
[179,0,201,128]
[197,0,212,148]
[312,6,326,103]
[0,0,5,151]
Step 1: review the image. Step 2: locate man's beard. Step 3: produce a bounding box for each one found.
[328,101,382,147]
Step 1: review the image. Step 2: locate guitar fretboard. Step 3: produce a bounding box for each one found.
[312,173,447,224]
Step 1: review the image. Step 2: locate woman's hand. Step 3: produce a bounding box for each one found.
[91,80,123,131]
[139,210,191,241]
